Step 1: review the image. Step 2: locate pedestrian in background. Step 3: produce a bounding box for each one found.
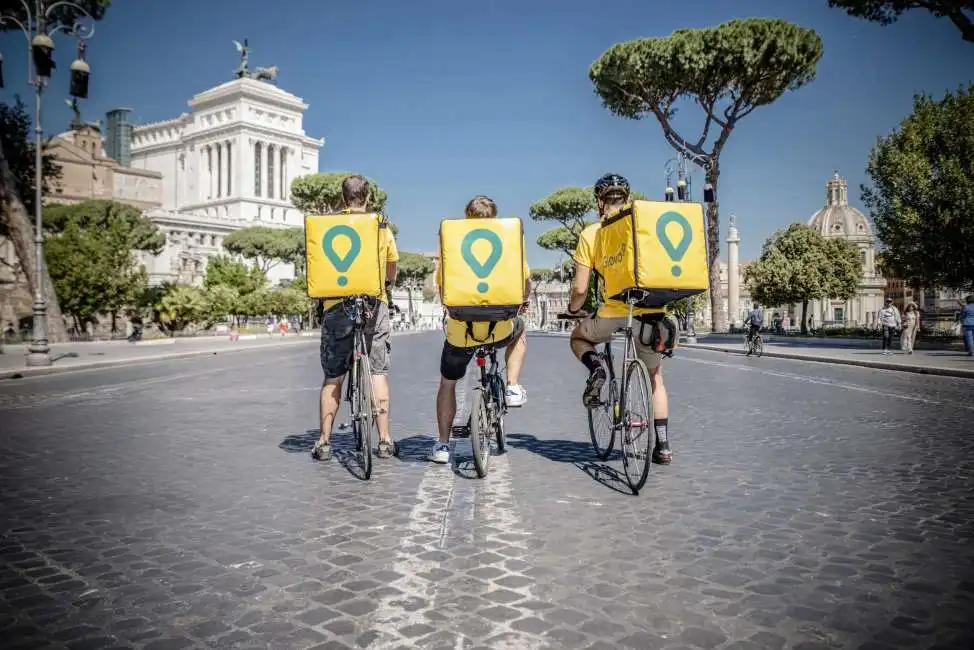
[900,302,920,354]
[878,298,901,355]
[961,295,974,356]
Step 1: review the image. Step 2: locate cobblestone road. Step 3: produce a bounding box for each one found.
[1,332,972,649]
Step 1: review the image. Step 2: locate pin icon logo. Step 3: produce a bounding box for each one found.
[321,225,361,287]
[656,211,692,277]
[461,229,503,294]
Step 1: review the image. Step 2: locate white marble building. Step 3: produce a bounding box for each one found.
[128,76,324,285]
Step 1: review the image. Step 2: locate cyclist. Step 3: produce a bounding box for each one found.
[312,175,399,462]
[564,174,674,465]
[429,195,531,464]
[745,304,763,344]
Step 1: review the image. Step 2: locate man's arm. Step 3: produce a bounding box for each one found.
[386,261,398,286]
[568,263,590,313]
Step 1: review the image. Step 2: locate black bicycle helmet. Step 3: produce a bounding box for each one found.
[593,173,630,200]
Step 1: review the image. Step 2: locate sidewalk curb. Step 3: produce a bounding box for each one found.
[683,344,974,380]
[0,339,316,381]
[0,330,429,381]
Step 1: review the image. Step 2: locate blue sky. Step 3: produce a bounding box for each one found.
[2,0,972,267]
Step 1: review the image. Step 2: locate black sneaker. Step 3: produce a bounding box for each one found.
[582,366,607,408]
[653,440,672,465]
[311,441,331,461]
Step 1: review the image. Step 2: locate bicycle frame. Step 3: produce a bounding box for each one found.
[601,299,640,424]
[475,345,506,410]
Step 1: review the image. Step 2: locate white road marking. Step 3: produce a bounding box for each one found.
[367,462,456,649]
[681,356,974,412]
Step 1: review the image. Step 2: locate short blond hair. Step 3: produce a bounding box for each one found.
[465,195,497,219]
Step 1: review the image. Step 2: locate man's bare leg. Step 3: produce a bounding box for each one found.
[505,331,527,386]
[314,379,343,460]
[650,366,672,463]
[372,374,392,443]
[435,378,457,445]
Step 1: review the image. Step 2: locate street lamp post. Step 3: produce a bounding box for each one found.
[664,151,714,343]
[1,0,94,367]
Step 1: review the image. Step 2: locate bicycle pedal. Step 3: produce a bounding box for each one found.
[451,426,471,438]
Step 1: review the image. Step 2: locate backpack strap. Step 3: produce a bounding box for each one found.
[465,321,498,344]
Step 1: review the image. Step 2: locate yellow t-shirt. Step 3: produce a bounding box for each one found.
[574,222,661,319]
[322,212,399,310]
[442,235,530,349]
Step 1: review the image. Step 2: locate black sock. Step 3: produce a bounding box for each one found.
[581,351,602,373]
[654,418,668,446]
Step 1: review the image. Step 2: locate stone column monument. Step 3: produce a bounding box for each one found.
[727,216,741,329]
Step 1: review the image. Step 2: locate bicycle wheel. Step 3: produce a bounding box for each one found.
[469,387,491,478]
[587,354,616,460]
[754,336,764,358]
[620,359,653,494]
[355,336,374,479]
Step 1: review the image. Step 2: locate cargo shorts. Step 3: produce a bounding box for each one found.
[320,299,391,383]
[572,316,662,370]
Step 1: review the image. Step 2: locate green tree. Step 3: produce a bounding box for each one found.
[0,99,67,340]
[529,187,649,257]
[395,251,435,322]
[530,268,554,282]
[862,85,974,291]
[204,254,267,295]
[822,238,863,303]
[153,284,205,333]
[827,1,974,43]
[289,172,389,214]
[745,224,861,334]
[43,200,165,332]
[0,0,111,27]
[201,284,239,327]
[590,18,823,331]
[666,292,709,331]
[222,226,300,274]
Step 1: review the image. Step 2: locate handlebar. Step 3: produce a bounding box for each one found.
[556,311,592,320]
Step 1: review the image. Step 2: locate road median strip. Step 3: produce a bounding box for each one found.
[682,343,974,380]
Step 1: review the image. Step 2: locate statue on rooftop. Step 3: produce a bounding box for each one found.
[233,39,250,78]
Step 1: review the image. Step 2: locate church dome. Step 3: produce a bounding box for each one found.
[808,172,873,240]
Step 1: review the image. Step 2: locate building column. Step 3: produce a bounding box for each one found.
[199,147,207,202]
[279,147,287,201]
[267,144,276,200]
[216,143,223,198]
[261,141,269,200]
[225,141,232,197]
[726,217,740,329]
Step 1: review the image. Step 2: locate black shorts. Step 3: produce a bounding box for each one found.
[440,317,525,381]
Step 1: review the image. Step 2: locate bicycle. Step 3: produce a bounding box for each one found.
[463,343,507,478]
[558,290,654,494]
[344,296,380,479]
[744,326,764,357]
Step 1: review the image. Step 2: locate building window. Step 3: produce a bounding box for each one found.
[226,142,232,196]
[270,208,275,221]
[254,142,262,197]
[267,146,275,200]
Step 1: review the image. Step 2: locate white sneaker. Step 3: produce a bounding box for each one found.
[428,443,450,464]
[505,385,527,407]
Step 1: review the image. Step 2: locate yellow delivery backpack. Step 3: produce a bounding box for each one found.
[305,212,387,299]
[593,200,708,308]
[439,217,526,322]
